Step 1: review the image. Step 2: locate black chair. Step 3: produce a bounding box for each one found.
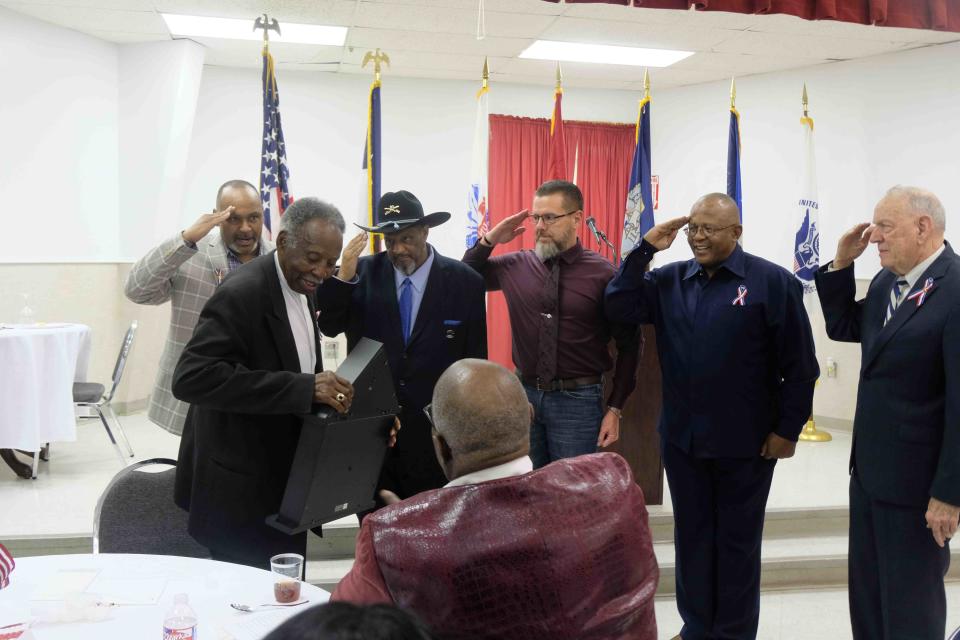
[93,457,208,558]
[73,321,137,460]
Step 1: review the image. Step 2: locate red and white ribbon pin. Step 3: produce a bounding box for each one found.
[906,277,935,307]
[732,285,748,306]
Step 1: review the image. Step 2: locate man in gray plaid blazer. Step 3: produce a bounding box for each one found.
[125,180,273,435]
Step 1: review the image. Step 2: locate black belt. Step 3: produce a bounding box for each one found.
[519,375,602,392]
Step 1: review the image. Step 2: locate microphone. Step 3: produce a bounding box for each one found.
[586,216,605,245]
[585,216,620,265]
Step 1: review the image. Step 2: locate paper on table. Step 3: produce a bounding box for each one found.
[31,570,99,600]
[84,575,167,605]
[221,609,303,640]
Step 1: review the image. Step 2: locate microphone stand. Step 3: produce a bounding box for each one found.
[591,223,619,265]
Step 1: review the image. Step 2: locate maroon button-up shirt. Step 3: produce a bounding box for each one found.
[463,239,641,409]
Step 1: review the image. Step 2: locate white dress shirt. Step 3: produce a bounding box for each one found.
[273,252,317,374]
[444,455,534,488]
[901,243,945,291]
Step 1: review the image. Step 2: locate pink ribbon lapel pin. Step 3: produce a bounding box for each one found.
[906,277,935,308]
[732,285,748,306]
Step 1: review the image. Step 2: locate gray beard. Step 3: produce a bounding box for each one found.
[534,240,560,262]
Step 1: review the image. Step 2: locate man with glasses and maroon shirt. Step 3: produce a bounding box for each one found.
[462,180,641,469]
[605,193,818,640]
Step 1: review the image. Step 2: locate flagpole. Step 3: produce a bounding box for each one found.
[797,83,831,444]
[362,48,389,253]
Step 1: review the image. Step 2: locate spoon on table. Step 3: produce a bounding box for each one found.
[230,600,311,613]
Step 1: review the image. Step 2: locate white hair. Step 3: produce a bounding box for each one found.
[885,185,946,231]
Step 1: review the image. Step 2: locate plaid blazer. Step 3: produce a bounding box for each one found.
[125,231,272,435]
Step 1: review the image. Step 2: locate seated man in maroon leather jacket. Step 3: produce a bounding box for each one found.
[332,359,658,640]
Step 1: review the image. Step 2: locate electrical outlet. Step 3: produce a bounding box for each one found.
[826,357,837,378]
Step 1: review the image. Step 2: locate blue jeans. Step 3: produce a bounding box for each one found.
[524,383,604,469]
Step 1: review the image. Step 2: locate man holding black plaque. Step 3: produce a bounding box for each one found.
[317,190,487,500]
[173,198,354,567]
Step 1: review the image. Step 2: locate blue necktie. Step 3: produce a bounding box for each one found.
[399,278,413,344]
[884,278,908,327]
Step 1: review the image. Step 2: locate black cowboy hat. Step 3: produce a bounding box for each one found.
[355,190,451,234]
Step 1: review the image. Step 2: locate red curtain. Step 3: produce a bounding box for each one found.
[486,114,635,368]
[542,0,960,31]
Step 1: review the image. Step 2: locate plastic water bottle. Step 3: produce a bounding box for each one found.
[163,593,197,639]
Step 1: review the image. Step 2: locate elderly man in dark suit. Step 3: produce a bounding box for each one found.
[816,185,960,640]
[173,197,355,568]
[316,190,487,500]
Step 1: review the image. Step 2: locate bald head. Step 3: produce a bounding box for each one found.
[687,192,742,271]
[431,359,530,477]
[690,193,741,225]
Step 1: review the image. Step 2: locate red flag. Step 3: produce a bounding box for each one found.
[545,87,567,181]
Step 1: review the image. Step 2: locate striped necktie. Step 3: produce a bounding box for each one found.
[884,278,908,327]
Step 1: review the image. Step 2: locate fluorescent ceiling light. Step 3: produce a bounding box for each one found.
[519,40,693,68]
[161,14,347,46]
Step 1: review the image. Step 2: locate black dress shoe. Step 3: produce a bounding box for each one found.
[1,449,33,479]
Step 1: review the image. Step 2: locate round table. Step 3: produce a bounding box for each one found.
[0,324,91,450]
[0,554,330,639]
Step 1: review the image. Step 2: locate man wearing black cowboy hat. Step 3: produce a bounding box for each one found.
[316,190,488,499]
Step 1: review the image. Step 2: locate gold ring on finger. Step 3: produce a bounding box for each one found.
[336,392,345,402]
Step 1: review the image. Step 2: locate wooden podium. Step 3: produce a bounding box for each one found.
[606,325,664,505]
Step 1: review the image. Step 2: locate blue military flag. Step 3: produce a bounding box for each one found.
[727,104,742,221]
[621,95,654,258]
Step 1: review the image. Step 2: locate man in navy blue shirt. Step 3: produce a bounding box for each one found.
[605,193,818,640]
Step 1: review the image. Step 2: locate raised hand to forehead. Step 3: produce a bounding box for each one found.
[643,215,690,251]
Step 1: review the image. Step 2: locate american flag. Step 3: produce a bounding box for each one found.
[260,48,293,238]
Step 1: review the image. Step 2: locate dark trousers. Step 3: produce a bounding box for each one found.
[849,472,950,640]
[663,441,776,640]
[525,383,605,469]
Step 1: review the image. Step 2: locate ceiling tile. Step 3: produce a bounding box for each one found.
[153,0,358,25]
[4,3,167,33]
[713,30,915,59]
[91,29,171,42]
[345,27,530,57]
[540,16,742,50]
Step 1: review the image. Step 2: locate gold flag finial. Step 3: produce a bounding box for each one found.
[802,83,809,118]
[253,14,280,52]
[482,57,489,90]
[730,77,737,109]
[643,68,650,99]
[362,48,391,84]
[555,62,563,91]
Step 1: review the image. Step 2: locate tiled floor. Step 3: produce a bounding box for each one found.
[654,585,960,639]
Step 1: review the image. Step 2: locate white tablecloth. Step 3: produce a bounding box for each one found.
[0,553,330,640]
[0,324,91,450]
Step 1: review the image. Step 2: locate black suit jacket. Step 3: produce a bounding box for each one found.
[172,251,319,560]
[816,243,960,508]
[316,247,487,496]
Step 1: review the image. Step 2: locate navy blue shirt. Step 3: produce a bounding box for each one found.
[604,240,819,458]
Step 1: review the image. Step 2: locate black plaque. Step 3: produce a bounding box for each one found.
[266,338,399,535]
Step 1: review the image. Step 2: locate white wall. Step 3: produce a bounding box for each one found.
[650,41,960,278]
[0,6,119,263]
[118,40,206,258]
[180,68,640,260]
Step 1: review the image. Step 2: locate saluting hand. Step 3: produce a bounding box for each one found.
[338,231,368,282]
[833,222,873,270]
[643,216,690,251]
[182,206,235,245]
[483,210,529,246]
[314,371,354,413]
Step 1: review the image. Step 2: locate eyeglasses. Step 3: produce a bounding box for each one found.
[530,210,578,226]
[683,224,737,238]
[423,403,438,435]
